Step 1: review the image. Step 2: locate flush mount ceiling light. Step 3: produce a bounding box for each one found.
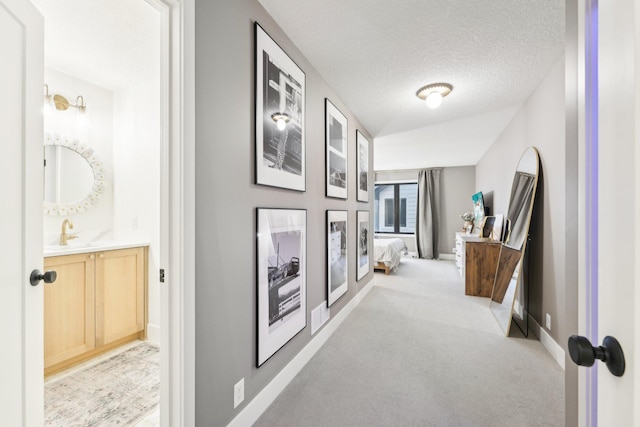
[271,112,290,130]
[416,83,453,109]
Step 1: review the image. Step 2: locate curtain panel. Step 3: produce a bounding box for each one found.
[416,169,441,259]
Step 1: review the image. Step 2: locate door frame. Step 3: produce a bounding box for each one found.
[144,0,194,425]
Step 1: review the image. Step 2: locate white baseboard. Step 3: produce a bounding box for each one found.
[227,279,376,427]
[528,314,565,370]
[146,323,160,345]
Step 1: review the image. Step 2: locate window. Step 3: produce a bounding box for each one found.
[374,183,417,233]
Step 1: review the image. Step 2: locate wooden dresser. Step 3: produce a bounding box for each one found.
[456,234,501,297]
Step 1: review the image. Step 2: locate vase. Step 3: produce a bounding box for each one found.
[463,220,473,233]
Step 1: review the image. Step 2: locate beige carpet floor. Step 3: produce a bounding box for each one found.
[45,341,159,426]
[255,257,564,427]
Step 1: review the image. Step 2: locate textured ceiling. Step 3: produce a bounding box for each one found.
[258,0,565,169]
[31,0,159,91]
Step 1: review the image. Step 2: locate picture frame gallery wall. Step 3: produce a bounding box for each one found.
[253,22,373,367]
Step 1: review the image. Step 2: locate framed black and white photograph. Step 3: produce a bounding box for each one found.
[356,210,370,280]
[327,210,348,306]
[356,130,369,202]
[255,23,306,191]
[325,99,348,199]
[257,208,307,366]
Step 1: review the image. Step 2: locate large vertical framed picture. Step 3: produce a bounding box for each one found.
[256,208,307,366]
[327,210,348,306]
[255,23,306,192]
[325,99,348,199]
[356,130,369,202]
[356,210,370,280]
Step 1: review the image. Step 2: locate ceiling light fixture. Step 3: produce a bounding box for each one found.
[416,83,453,109]
[271,112,290,130]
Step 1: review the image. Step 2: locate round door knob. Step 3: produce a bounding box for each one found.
[30,269,57,286]
[568,335,625,377]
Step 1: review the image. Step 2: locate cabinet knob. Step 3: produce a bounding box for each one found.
[99,253,105,258]
[30,269,57,286]
[90,254,95,260]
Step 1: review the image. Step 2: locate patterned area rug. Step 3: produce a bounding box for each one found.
[45,342,159,426]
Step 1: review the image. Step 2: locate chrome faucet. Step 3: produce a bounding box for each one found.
[60,219,77,245]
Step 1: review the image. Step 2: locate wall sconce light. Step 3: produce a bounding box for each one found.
[44,84,87,114]
[416,83,453,109]
[271,112,290,130]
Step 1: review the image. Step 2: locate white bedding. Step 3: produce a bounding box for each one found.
[373,238,405,270]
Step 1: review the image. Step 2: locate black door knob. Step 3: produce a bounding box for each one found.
[30,269,57,286]
[568,335,625,377]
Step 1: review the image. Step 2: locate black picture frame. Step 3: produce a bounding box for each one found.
[256,208,307,367]
[356,210,370,280]
[325,98,348,199]
[327,210,348,306]
[255,23,306,191]
[356,130,369,202]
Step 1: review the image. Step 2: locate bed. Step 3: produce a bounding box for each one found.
[373,238,406,274]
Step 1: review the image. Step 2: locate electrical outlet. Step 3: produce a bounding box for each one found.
[545,313,551,330]
[233,378,244,408]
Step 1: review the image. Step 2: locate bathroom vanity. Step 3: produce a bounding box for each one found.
[43,242,148,376]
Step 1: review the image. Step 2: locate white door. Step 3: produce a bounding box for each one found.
[577,0,639,425]
[0,0,44,425]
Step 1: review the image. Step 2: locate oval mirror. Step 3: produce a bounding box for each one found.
[490,147,540,335]
[43,134,105,216]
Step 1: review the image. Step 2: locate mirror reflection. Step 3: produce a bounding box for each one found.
[44,145,94,204]
[490,147,540,335]
[43,134,105,216]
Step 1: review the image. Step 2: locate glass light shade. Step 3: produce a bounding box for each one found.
[276,118,287,130]
[425,91,443,109]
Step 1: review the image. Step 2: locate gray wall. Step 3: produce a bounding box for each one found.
[476,57,567,345]
[373,166,475,256]
[195,1,373,425]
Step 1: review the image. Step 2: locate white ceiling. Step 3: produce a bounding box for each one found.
[30,0,159,91]
[258,0,565,170]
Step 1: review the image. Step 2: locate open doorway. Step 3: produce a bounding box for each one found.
[33,0,163,424]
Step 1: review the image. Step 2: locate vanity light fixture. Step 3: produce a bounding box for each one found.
[43,84,87,114]
[271,112,290,130]
[416,83,453,109]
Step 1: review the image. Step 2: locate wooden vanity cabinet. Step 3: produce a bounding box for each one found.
[44,246,147,375]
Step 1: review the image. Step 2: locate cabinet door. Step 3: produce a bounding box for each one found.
[44,253,95,369]
[95,247,146,346]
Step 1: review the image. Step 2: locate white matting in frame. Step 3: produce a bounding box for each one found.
[255,23,306,192]
[356,210,370,281]
[327,210,348,306]
[257,208,307,366]
[356,130,369,202]
[325,98,348,199]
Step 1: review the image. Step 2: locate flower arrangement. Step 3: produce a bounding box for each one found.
[460,212,474,222]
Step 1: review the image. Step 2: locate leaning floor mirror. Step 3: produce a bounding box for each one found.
[490,147,540,336]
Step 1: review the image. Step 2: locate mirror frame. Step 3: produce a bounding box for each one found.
[43,134,105,216]
[489,146,540,336]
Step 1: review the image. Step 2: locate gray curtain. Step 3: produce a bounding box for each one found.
[416,169,441,259]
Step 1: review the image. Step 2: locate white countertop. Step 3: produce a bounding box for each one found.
[44,241,149,257]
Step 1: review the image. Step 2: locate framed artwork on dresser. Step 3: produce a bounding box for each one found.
[356,130,369,202]
[255,23,306,192]
[327,210,348,306]
[256,208,307,366]
[325,98,348,199]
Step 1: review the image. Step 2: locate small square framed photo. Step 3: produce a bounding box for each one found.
[327,210,348,306]
[255,23,306,191]
[356,130,369,202]
[325,99,348,199]
[356,210,370,280]
[256,208,307,366]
